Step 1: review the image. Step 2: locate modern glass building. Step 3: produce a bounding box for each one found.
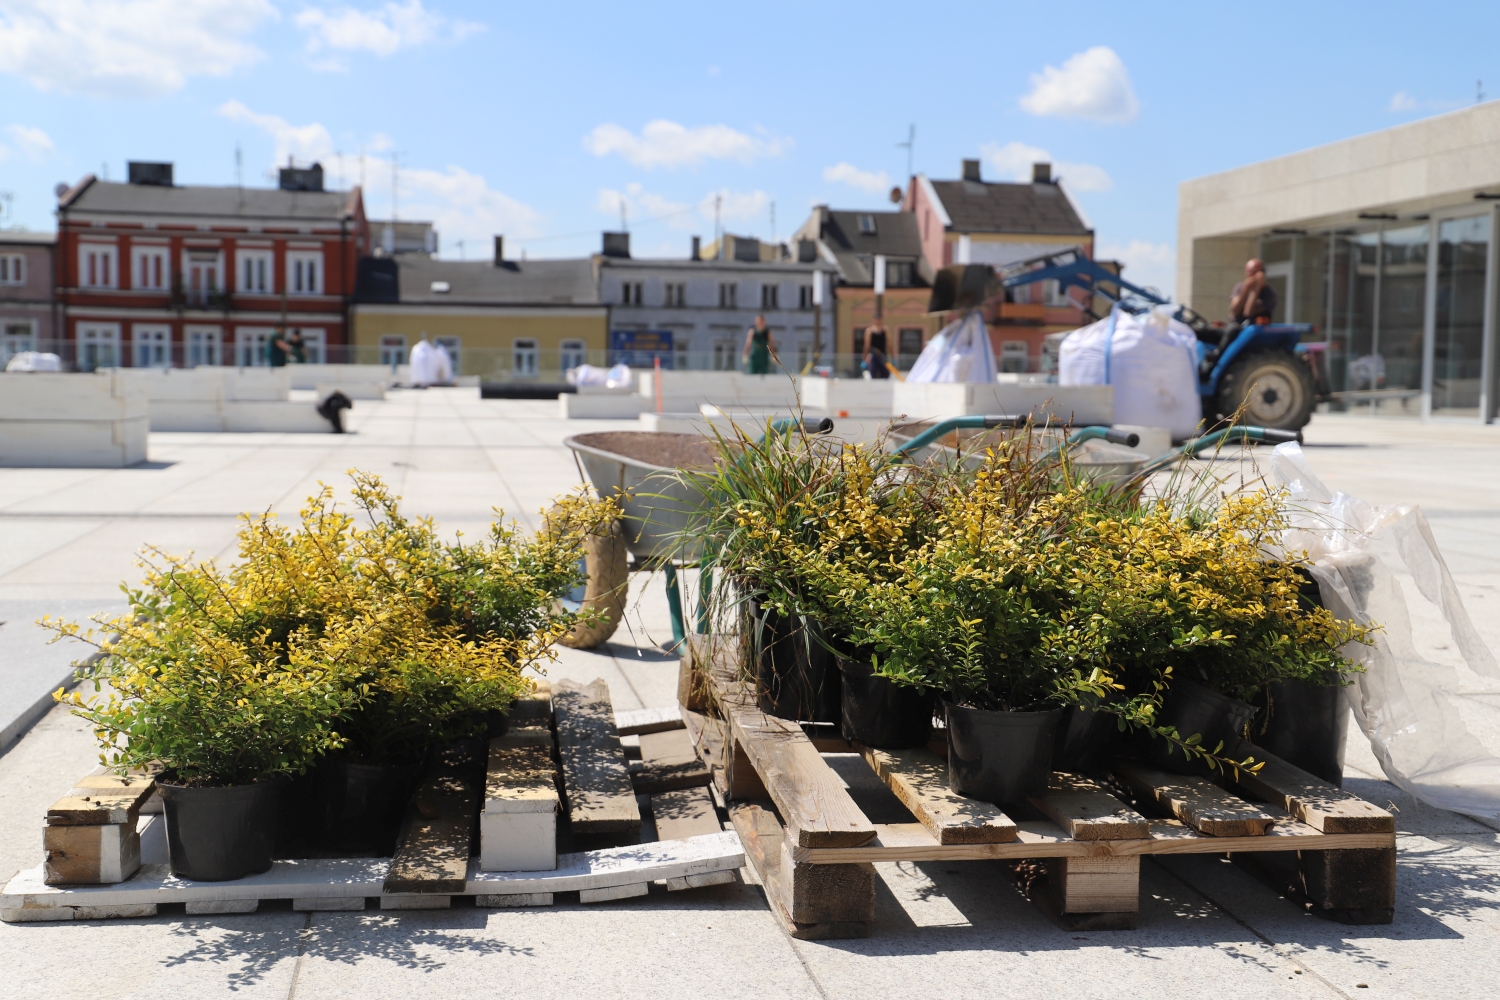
[1178,103,1500,420]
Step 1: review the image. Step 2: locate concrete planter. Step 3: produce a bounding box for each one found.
[0,371,148,467]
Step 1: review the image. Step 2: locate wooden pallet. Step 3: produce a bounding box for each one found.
[679,636,1397,938]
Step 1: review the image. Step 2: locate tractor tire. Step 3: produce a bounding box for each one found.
[1214,350,1316,431]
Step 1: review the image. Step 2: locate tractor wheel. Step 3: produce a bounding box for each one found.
[1214,350,1316,431]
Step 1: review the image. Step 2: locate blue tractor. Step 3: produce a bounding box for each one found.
[992,248,1327,431]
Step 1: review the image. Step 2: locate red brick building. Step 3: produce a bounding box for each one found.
[55,161,367,369]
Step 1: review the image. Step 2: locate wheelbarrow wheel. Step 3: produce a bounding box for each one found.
[558,519,629,649]
[1214,350,1315,431]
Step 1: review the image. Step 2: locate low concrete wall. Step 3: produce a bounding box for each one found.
[892,382,1114,425]
[637,370,800,412]
[799,378,896,416]
[286,363,404,390]
[560,393,654,419]
[127,368,336,432]
[0,372,148,467]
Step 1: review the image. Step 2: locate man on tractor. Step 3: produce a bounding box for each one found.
[1229,258,1278,326]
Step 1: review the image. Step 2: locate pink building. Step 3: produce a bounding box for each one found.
[0,230,57,366]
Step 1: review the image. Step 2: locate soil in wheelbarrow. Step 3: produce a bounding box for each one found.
[572,432,719,470]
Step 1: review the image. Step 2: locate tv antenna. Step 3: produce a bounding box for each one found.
[896,124,915,178]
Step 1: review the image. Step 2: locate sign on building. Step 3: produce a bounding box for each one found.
[610,329,674,368]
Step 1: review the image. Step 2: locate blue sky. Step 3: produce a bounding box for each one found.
[1,1,1496,294]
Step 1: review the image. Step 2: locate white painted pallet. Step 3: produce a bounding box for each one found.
[2,831,744,922]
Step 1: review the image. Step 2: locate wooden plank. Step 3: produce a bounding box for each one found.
[384,746,480,895]
[651,786,722,842]
[632,728,711,794]
[43,822,141,885]
[510,679,553,723]
[861,745,1017,845]
[725,706,875,849]
[616,706,684,736]
[1048,856,1140,913]
[1031,775,1150,841]
[679,634,741,714]
[47,774,156,827]
[728,802,869,940]
[553,678,641,835]
[1230,741,1395,834]
[1114,760,1278,837]
[1233,847,1396,925]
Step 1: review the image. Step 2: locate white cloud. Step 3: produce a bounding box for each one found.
[981,141,1112,193]
[1388,91,1420,113]
[294,0,481,65]
[0,0,274,97]
[5,123,52,160]
[1020,46,1139,124]
[595,183,771,232]
[822,162,891,195]
[583,120,790,169]
[1097,239,1175,298]
[220,100,336,165]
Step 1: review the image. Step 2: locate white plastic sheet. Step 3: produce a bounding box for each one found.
[567,363,633,389]
[1058,306,1201,440]
[906,310,997,383]
[432,341,454,384]
[1272,441,1500,822]
[5,351,62,372]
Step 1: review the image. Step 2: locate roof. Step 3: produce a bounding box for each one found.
[927,179,1090,236]
[60,178,359,223]
[0,229,56,246]
[364,255,602,306]
[816,210,927,285]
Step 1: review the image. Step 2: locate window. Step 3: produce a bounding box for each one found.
[133,325,171,368]
[80,244,117,289]
[898,328,924,358]
[185,327,221,366]
[134,248,168,290]
[718,282,737,309]
[77,323,120,370]
[379,335,407,368]
[560,338,587,372]
[2,320,36,365]
[663,282,686,307]
[185,251,221,307]
[886,261,914,288]
[712,340,735,371]
[287,252,322,295]
[238,250,272,293]
[513,338,539,378]
[0,254,24,285]
[797,342,813,370]
[798,285,813,310]
[858,214,876,235]
[434,335,460,373]
[293,328,326,364]
[620,281,643,305]
[1001,340,1028,374]
[761,284,779,310]
[236,328,273,367]
[1041,279,1066,306]
[853,326,866,357]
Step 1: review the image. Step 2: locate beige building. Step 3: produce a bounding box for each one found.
[1179,102,1500,420]
[351,242,606,381]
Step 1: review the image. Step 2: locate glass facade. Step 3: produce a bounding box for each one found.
[1259,207,1496,420]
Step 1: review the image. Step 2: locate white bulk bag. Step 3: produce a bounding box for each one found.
[906,310,997,384]
[1058,306,1201,440]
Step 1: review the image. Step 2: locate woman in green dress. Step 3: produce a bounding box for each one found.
[741,314,778,374]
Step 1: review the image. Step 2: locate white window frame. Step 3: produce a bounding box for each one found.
[434,335,460,373]
[0,253,24,285]
[238,250,273,294]
[513,338,539,378]
[379,335,407,368]
[235,327,275,367]
[79,244,118,289]
[663,282,686,308]
[185,326,222,367]
[184,250,222,306]
[77,322,121,370]
[560,338,587,371]
[2,318,36,364]
[133,324,172,369]
[1000,340,1029,374]
[718,282,738,309]
[292,328,326,364]
[761,283,779,310]
[287,251,323,295]
[619,281,643,306]
[133,247,169,291]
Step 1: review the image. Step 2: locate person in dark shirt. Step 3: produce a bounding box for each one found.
[267,329,289,367]
[1229,258,1278,325]
[865,322,891,379]
[287,330,307,364]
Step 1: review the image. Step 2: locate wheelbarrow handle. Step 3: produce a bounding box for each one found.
[765,417,833,438]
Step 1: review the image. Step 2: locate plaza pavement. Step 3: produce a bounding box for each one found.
[0,388,1498,998]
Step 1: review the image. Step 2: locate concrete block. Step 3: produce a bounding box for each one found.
[479,812,557,872]
[294,896,366,911]
[0,415,149,467]
[0,371,147,421]
[316,381,385,401]
[640,370,800,410]
[561,393,654,419]
[221,402,332,433]
[475,892,554,907]
[579,882,649,903]
[380,894,451,909]
[799,378,896,416]
[185,899,259,914]
[286,363,404,390]
[892,381,1113,425]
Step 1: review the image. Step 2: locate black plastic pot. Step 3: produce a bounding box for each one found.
[836,656,935,748]
[1253,677,1350,786]
[1053,696,1120,775]
[158,777,285,881]
[750,600,840,723]
[315,759,423,855]
[1147,679,1259,776]
[945,702,1063,803]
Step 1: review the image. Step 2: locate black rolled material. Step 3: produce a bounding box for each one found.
[1254,677,1351,786]
[836,655,935,748]
[945,702,1063,803]
[750,600,840,723]
[158,778,285,881]
[1146,678,1258,776]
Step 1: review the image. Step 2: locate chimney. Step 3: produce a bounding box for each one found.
[127,161,174,187]
[691,235,701,260]
[797,239,817,263]
[602,231,631,258]
[962,159,982,182]
[279,162,325,192]
[493,235,505,265]
[1033,162,1052,184]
